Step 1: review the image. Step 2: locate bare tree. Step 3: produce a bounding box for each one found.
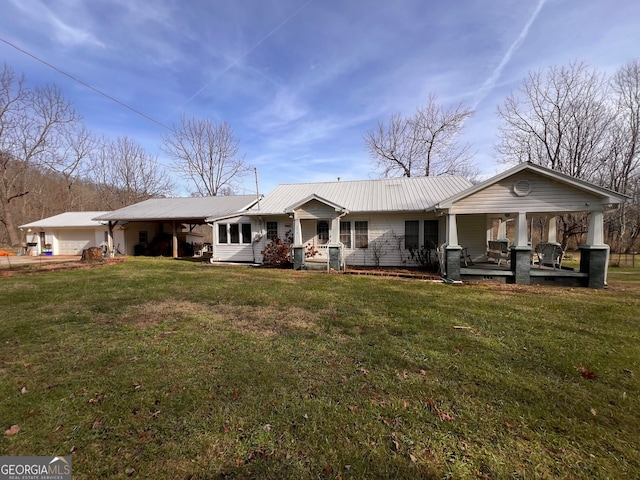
[162,115,247,196]
[605,60,640,252]
[497,61,613,181]
[365,95,476,178]
[0,64,88,246]
[90,136,174,209]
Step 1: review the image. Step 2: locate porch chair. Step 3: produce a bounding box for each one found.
[534,243,564,270]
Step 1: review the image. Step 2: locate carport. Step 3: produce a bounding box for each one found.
[94,196,260,258]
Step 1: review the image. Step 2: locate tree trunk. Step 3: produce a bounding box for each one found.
[0,198,23,247]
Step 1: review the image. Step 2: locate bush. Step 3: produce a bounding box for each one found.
[261,230,293,266]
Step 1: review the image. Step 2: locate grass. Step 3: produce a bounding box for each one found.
[1,257,639,479]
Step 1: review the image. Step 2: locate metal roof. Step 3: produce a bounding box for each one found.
[93,196,259,222]
[20,212,111,229]
[247,176,473,215]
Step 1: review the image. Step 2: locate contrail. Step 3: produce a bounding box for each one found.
[166,0,314,120]
[473,0,547,109]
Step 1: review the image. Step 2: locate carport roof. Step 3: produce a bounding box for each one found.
[20,212,111,229]
[93,196,259,223]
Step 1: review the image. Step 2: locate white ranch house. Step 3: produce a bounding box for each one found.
[19,163,629,288]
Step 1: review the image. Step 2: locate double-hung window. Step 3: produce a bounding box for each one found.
[340,221,351,248]
[354,221,368,248]
[424,220,439,249]
[405,220,419,250]
[266,221,278,241]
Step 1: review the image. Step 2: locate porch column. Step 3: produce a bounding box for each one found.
[511,212,531,285]
[292,215,305,270]
[446,214,459,246]
[330,216,340,244]
[172,221,178,258]
[547,216,557,243]
[108,221,115,257]
[580,210,609,288]
[497,219,507,239]
[293,217,303,245]
[586,210,605,246]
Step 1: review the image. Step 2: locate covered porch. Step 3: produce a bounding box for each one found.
[435,163,628,288]
[286,194,348,271]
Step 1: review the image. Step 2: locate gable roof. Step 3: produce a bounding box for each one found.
[20,212,111,229]
[247,176,473,215]
[437,162,630,209]
[93,196,259,223]
[285,194,348,214]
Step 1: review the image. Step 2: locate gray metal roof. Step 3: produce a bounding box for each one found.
[247,176,473,215]
[20,212,111,229]
[93,196,258,222]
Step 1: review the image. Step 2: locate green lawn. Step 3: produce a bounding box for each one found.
[1,257,639,479]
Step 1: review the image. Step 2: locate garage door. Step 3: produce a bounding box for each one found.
[58,229,94,255]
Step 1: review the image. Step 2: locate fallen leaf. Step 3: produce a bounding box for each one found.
[21,386,27,394]
[5,424,20,436]
[133,381,142,390]
[409,453,417,462]
[323,463,332,476]
[439,411,455,421]
[232,390,239,401]
[70,446,77,453]
[348,405,360,413]
[54,424,64,432]
[263,424,272,431]
[590,407,597,416]
[92,418,104,430]
[360,367,370,376]
[419,369,427,376]
[402,370,409,379]
[504,420,514,428]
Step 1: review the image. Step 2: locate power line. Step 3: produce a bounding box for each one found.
[0,37,173,132]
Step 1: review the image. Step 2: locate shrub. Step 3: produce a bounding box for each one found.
[261,230,293,266]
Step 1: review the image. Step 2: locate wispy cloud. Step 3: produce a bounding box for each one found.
[472,0,547,109]
[8,0,105,48]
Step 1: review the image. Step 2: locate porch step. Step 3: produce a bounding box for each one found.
[305,260,329,271]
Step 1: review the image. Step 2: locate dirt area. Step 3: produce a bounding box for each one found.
[0,255,123,276]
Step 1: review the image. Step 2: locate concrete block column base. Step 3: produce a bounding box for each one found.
[510,246,532,285]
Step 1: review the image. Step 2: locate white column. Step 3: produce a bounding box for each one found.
[446,214,459,246]
[547,216,557,243]
[330,217,340,244]
[497,218,507,239]
[587,210,605,246]
[294,217,303,244]
[515,212,528,247]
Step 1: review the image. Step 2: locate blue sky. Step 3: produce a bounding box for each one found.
[1,0,639,196]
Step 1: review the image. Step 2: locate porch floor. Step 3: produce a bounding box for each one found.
[460,261,588,285]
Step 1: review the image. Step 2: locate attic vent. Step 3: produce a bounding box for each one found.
[513,179,532,197]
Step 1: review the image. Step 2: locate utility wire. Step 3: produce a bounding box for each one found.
[0,37,173,132]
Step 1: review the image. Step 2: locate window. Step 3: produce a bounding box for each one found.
[405,220,419,250]
[266,221,278,241]
[354,221,368,248]
[139,231,148,244]
[230,224,240,244]
[218,223,252,244]
[424,220,439,249]
[340,221,351,248]
[317,220,329,245]
[242,224,252,244]
[218,224,227,244]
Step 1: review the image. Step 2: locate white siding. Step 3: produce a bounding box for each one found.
[341,213,443,268]
[451,171,604,214]
[296,200,337,219]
